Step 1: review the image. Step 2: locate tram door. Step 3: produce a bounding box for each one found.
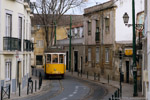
[66,51,68,70]
[74,51,78,72]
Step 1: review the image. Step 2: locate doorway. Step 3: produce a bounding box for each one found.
[74,51,78,72]
[17,61,22,87]
[126,61,129,83]
[81,57,83,73]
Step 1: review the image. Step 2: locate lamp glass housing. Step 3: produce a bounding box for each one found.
[123,13,129,24]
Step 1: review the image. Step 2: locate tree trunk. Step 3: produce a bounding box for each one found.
[45,27,49,48]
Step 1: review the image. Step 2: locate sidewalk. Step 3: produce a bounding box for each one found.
[9,76,51,100]
[66,71,145,100]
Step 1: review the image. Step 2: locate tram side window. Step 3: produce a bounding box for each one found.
[52,54,58,63]
[47,54,51,63]
[59,54,64,63]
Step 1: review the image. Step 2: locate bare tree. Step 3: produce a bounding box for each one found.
[34,0,85,47]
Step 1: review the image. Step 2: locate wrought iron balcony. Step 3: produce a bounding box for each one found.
[24,39,33,51]
[3,37,21,51]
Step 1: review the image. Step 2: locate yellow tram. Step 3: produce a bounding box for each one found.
[44,47,66,78]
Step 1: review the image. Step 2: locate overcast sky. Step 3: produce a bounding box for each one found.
[66,0,110,15]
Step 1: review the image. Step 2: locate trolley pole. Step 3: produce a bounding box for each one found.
[132,0,138,96]
[69,15,72,72]
[54,21,57,45]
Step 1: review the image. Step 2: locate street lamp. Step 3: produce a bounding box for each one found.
[123,11,144,97]
[123,12,129,25]
[123,9,138,96]
[123,1,144,96]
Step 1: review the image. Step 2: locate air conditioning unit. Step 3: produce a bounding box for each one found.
[105,15,109,19]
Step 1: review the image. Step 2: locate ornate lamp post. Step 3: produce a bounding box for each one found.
[123,1,144,96]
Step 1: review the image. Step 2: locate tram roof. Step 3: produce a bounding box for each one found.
[44,46,66,53]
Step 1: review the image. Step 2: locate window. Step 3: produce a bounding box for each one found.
[96,47,99,63]
[88,21,91,35]
[47,54,51,63]
[88,48,91,61]
[72,29,75,37]
[26,20,28,39]
[96,20,100,42]
[105,18,110,33]
[96,20,99,32]
[80,27,84,38]
[6,14,12,37]
[76,28,80,38]
[18,17,22,39]
[105,48,109,63]
[36,40,43,48]
[36,55,43,65]
[5,60,11,81]
[59,54,64,63]
[52,54,58,63]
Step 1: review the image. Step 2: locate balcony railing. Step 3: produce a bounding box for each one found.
[3,37,21,51]
[24,39,33,51]
[3,37,33,52]
[95,32,100,42]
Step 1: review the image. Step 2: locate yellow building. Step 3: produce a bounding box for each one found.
[31,15,83,68]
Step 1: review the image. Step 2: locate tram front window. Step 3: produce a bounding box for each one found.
[47,54,51,63]
[52,54,58,63]
[59,54,64,63]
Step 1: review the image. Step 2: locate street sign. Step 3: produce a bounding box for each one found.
[124,48,133,56]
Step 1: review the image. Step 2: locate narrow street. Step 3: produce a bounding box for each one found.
[17,70,107,100]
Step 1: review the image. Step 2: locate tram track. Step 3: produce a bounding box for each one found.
[67,75,108,100]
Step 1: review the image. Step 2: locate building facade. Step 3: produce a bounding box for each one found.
[57,23,84,72]
[0,0,33,92]
[83,0,144,82]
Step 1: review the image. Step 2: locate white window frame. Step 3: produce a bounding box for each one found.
[96,47,99,63]
[18,14,23,39]
[88,48,91,61]
[105,48,109,63]
[5,13,12,37]
[5,59,11,81]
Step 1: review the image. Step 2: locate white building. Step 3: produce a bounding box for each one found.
[143,0,150,99]
[0,0,33,92]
